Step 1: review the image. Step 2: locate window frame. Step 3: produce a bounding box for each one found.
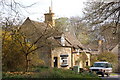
[60,55,69,67]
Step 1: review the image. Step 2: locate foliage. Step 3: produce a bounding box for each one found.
[3,67,101,79]
[90,51,118,72]
[76,52,88,67]
[2,28,43,72]
[28,53,44,67]
[2,30,26,71]
[55,17,91,45]
[69,17,91,44]
[97,51,118,72]
[90,55,98,66]
[1,0,40,72]
[97,51,118,63]
[80,52,88,60]
[55,17,69,33]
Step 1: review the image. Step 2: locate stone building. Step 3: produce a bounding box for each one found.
[20,6,91,69]
[50,32,91,69]
[111,44,120,72]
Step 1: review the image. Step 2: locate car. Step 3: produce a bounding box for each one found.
[89,62,112,77]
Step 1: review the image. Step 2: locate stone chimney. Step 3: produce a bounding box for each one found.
[44,6,55,27]
[98,40,103,53]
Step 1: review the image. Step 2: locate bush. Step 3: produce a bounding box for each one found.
[97,51,118,72]
[3,67,101,79]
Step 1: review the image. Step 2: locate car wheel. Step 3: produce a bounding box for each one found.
[101,73,104,77]
[107,73,110,77]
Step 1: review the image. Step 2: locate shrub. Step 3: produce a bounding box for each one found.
[97,51,118,72]
[3,67,101,79]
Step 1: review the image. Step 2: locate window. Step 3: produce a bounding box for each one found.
[105,63,112,68]
[60,55,68,67]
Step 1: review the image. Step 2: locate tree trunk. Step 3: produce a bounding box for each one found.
[25,54,29,72]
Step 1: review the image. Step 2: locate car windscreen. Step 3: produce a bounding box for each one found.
[93,63,106,67]
[93,63,112,68]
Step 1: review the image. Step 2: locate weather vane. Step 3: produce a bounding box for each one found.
[49,0,53,13]
[51,0,53,8]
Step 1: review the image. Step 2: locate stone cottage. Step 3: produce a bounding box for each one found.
[50,32,91,69]
[20,6,91,69]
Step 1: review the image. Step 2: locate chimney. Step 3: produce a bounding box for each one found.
[98,40,103,53]
[44,0,55,27]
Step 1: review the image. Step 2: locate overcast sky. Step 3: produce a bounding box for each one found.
[17,0,87,21]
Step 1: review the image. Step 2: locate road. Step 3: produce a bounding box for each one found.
[100,73,120,80]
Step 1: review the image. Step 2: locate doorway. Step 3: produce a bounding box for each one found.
[54,57,58,67]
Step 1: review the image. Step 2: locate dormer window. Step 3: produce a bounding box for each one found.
[61,34,65,46]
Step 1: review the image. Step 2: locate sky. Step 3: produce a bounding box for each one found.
[17,0,87,21]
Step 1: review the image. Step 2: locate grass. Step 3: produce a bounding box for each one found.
[111,73,118,76]
[2,66,102,79]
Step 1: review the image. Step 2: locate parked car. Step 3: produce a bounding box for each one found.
[89,62,112,77]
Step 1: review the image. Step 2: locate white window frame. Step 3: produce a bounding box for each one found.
[60,55,68,67]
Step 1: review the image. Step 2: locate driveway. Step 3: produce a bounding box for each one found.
[100,73,120,80]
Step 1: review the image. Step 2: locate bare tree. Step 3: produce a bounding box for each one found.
[83,1,120,34]
[19,24,60,71]
[0,0,36,26]
[1,0,41,72]
[2,19,60,72]
[81,1,120,50]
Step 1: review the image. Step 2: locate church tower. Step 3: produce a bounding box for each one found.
[44,0,55,27]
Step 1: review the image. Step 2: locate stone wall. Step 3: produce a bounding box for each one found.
[38,47,51,67]
[51,47,72,69]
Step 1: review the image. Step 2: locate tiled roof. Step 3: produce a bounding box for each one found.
[53,32,84,49]
[21,17,49,33]
[64,32,84,49]
[20,17,84,49]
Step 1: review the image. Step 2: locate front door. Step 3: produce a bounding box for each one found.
[54,57,58,67]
